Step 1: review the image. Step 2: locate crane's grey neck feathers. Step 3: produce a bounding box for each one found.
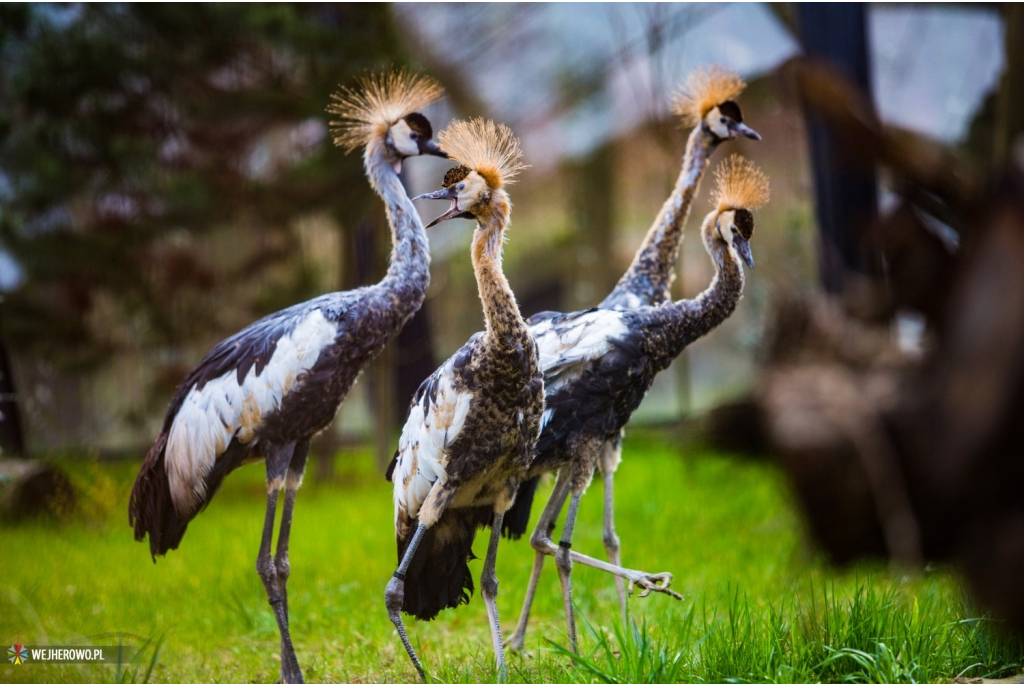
[601,125,719,309]
[641,214,744,365]
[365,138,431,321]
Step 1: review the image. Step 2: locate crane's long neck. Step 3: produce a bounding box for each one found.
[642,213,744,367]
[601,125,718,309]
[471,194,527,346]
[364,138,431,323]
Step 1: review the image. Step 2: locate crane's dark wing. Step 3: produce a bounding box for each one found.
[160,296,345,515]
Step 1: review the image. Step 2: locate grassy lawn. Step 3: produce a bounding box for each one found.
[2,432,1022,683]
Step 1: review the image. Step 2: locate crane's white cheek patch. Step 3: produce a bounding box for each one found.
[166,309,336,516]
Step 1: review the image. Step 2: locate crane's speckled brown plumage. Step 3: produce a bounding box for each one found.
[386,120,541,679]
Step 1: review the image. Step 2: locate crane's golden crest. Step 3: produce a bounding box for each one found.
[712,154,770,212]
[327,69,444,153]
[438,118,527,189]
[672,65,747,127]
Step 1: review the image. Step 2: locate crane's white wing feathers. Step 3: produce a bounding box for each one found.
[531,309,629,393]
[529,309,628,433]
[165,308,337,515]
[392,354,474,529]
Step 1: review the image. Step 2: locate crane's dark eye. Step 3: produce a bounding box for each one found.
[457,183,465,191]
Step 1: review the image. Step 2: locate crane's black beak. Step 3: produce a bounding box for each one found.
[730,121,761,141]
[414,186,463,228]
[733,234,755,269]
[419,139,448,158]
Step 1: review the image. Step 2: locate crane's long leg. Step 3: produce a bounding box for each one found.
[598,438,627,624]
[554,492,583,653]
[506,468,571,652]
[275,440,309,685]
[535,540,681,600]
[386,523,429,682]
[481,512,507,681]
[257,443,304,684]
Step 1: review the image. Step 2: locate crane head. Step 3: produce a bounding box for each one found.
[714,209,757,269]
[414,118,527,227]
[673,65,760,142]
[327,69,446,170]
[386,112,448,161]
[413,165,487,228]
[704,101,761,141]
[707,154,771,269]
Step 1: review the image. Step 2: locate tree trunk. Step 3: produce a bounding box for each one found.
[0,312,26,457]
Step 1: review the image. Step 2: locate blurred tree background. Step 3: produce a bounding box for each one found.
[0,3,1009,464]
[0,4,414,453]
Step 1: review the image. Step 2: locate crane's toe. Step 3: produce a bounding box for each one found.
[627,571,683,600]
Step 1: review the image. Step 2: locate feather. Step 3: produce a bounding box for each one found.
[437,118,527,189]
[672,65,747,127]
[164,308,337,516]
[712,154,770,212]
[392,353,474,532]
[327,69,444,153]
[532,309,630,392]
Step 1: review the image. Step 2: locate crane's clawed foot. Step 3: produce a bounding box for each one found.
[625,571,683,600]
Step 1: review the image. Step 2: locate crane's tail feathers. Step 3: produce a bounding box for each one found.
[129,432,190,559]
[501,475,540,540]
[399,508,491,620]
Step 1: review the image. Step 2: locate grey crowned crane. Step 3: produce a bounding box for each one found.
[127,70,446,684]
[505,155,770,652]
[504,65,762,650]
[384,119,543,681]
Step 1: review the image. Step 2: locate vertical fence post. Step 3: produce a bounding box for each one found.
[796,3,880,293]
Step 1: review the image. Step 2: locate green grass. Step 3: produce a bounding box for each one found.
[2,434,1022,683]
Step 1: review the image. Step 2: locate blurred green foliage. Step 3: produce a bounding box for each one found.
[0,4,405,382]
